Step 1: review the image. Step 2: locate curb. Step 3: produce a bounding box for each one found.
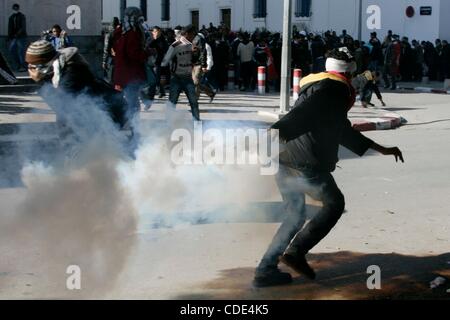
[351,112,404,132]
[398,86,450,95]
[259,110,405,132]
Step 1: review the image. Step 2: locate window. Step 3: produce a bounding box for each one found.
[120,0,147,21]
[161,0,170,21]
[253,0,267,19]
[140,0,147,21]
[295,0,312,17]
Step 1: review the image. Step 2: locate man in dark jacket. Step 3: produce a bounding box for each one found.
[440,40,450,80]
[311,35,326,73]
[8,3,28,71]
[253,48,404,287]
[368,32,383,72]
[191,27,214,98]
[25,40,127,155]
[102,17,120,84]
[383,35,401,90]
[147,26,169,99]
[292,32,312,76]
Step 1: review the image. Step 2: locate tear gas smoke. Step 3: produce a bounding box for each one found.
[0,94,279,298]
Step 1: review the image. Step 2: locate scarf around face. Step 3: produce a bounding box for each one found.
[122,7,145,42]
[300,72,356,111]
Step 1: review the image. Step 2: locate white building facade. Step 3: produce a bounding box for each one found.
[102,0,450,42]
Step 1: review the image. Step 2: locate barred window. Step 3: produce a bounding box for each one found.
[295,0,312,17]
[253,0,267,19]
[120,0,148,21]
[161,0,170,21]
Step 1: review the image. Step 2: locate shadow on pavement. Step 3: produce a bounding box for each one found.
[200,108,257,114]
[175,251,450,300]
[382,107,426,112]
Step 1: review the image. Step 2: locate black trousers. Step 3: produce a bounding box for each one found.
[258,165,345,269]
[240,61,254,90]
[383,64,397,89]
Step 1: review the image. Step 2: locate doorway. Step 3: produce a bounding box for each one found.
[221,8,231,29]
[191,10,199,30]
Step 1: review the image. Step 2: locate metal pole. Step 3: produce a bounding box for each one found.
[280,0,292,114]
[358,0,363,41]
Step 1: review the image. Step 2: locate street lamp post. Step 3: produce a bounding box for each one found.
[280,0,292,114]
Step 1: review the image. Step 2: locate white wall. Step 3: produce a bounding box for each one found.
[101,0,448,41]
[102,0,120,23]
[439,0,450,41]
[101,0,311,32]
[360,0,441,42]
[1,0,102,36]
[311,0,360,36]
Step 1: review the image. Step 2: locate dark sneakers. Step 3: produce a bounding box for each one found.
[253,266,293,288]
[280,254,316,280]
[209,90,217,103]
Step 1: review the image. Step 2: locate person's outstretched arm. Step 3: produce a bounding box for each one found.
[341,120,404,163]
[370,142,404,163]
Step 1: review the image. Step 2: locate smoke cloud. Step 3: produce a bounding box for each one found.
[0,93,278,298]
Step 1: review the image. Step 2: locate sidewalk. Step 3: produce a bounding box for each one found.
[257,99,404,132]
[347,105,405,131]
[397,80,450,95]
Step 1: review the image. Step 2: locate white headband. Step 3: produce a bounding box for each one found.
[326,58,357,73]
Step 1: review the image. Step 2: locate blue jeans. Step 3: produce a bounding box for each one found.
[143,65,157,100]
[169,74,200,121]
[143,65,166,100]
[203,68,218,92]
[257,165,345,269]
[154,65,166,96]
[361,88,374,104]
[123,83,143,154]
[8,37,27,69]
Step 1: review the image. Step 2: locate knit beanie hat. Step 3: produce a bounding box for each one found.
[25,40,57,65]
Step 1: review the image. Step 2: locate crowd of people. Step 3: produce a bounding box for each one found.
[6,2,448,154]
[4,3,450,139]
[101,19,450,95]
[5,2,450,99]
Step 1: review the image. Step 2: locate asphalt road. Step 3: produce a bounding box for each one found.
[0,90,449,299]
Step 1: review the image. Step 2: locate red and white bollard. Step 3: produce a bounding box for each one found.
[293,69,303,101]
[228,64,235,91]
[258,66,266,95]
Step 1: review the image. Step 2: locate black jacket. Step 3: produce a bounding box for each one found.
[8,12,27,39]
[149,36,169,66]
[272,73,374,172]
[192,34,207,67]
[41,48,126,128]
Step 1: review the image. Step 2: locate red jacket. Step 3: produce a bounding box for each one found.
[112,27,149,88]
